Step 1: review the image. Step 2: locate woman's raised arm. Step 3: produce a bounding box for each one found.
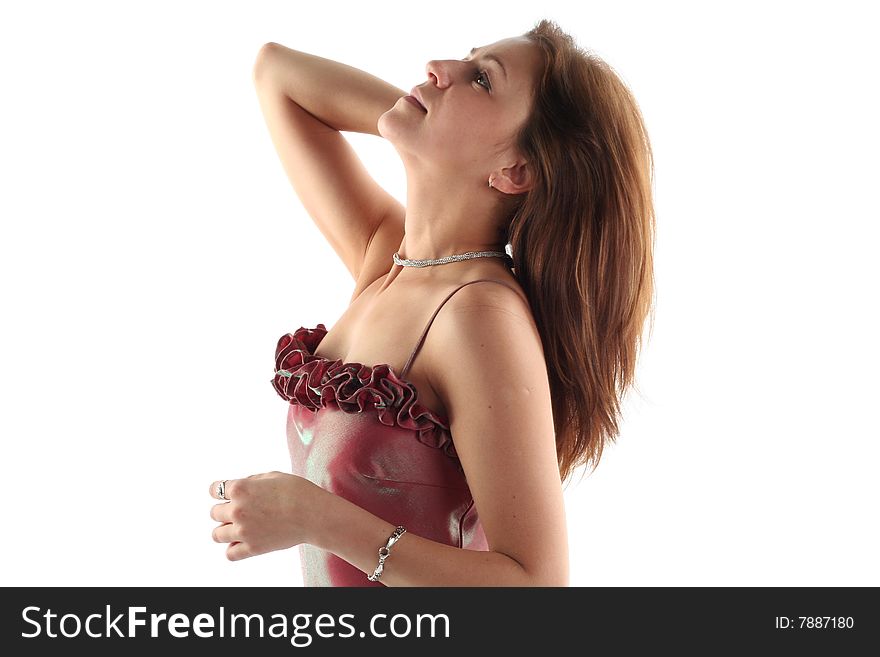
[252,43,406,294]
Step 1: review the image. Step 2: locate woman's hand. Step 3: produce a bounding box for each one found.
[208,471,329,561]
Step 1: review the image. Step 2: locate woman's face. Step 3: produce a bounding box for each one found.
[379,36,543,175]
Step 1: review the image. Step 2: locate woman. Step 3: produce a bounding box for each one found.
[209,19,655,587]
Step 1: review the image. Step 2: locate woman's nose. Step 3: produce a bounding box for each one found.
[425,60,451,88]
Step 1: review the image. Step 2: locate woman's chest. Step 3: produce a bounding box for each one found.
[311,282,449,419]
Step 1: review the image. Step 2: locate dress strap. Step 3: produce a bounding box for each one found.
[400,279,521,379]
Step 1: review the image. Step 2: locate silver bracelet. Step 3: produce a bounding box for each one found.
[367,525,406,582]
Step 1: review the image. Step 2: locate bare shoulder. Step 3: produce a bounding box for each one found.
[435,277,538,346]
[426,278,548,419]
[439,277,533,325]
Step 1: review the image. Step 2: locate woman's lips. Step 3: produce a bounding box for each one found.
[404,95,427,113]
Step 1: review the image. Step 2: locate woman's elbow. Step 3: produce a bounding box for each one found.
[525,561,569,587]
[532,572,569,587]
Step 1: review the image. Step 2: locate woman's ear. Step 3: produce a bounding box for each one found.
[490,160,533,195]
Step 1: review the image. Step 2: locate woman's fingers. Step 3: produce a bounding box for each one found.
[209,472,309,559]
[209,502,233,523]
[208,480,223,499]
[210,476,262,559]
[226,542,252,562]
[208,479,237,501]
[211,522,238,544]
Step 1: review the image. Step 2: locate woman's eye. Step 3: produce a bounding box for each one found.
[474,69,491,91]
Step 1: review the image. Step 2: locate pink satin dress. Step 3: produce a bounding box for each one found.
[271,278,518,586]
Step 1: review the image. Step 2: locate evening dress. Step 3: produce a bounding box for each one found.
[271,278,519,586]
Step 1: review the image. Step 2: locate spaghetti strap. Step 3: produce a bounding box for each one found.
[400,278,521,379]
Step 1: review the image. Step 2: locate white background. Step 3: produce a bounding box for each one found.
[1,1,877,587]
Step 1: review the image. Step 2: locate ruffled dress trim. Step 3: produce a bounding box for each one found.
[272,324,459,460]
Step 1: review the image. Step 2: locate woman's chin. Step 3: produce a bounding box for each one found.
[379,102,425,136]
[377,110,403,141]
[378,118,414,150]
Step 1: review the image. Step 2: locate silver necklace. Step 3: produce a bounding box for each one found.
[393,249,510,268]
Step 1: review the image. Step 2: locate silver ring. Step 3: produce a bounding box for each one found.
[217,480,228,500]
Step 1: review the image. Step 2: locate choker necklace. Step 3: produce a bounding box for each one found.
[393,249,511,268]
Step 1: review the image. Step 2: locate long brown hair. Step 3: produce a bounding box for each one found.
[505,19,656,485]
